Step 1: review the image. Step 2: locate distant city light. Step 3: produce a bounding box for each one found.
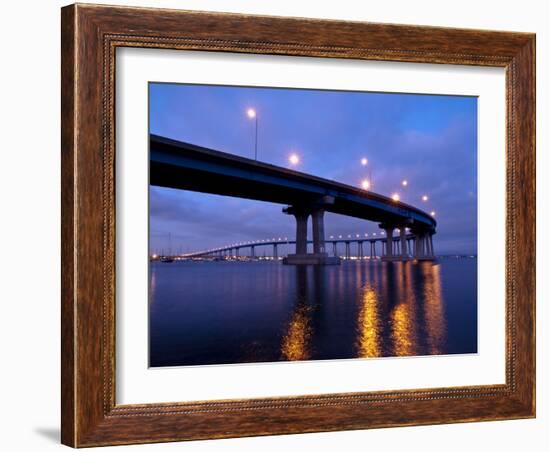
[392,193,400,202]
[246,108,256,119]
[361,179,371,190]
[402,180,408,187]
[356,234,360,238]
[361,157,368,166]
[422,195,429,202]
[289,153,300,165]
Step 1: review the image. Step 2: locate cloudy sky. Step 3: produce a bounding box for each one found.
[149,83,477,255]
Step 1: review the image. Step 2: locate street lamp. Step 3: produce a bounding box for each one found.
[422,195,429,202]
[361,179,371,190]
[289,153,300,165]
[246,108,258,160]
[361,157,368,166]
[392,193,400,202]
[402,180,408,187]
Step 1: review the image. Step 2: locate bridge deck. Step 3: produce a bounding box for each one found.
[150,134,436,230]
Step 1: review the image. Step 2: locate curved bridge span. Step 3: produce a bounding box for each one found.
[150,135,437,264]
[182,234,419,261]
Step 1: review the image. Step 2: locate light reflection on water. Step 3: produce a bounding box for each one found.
[149,259,476,367]
[390,263,418,357]
[355,287,380,358]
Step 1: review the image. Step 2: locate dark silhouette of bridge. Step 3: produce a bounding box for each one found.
[150,134,437,264]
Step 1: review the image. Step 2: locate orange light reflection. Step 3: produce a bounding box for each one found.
[356,287,381,358]
[422,263,447,354]
[281,304,312,361]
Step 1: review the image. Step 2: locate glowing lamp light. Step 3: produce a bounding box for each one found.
[361,157,368,166]
[392,193,400,202]
[289,153,300,165]
[402,180,408,187]
[431,211,436,217]
[246,108,256,119]
[361,179,371,190]
[422,195,429,202]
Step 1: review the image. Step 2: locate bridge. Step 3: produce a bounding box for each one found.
[150,134,437,264]
[180,232,421,260]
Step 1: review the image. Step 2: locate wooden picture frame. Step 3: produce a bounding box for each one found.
[61,3,535,447]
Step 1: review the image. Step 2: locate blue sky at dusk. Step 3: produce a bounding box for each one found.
[149,83,477,255]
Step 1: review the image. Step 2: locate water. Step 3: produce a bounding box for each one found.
[149,259,477,367]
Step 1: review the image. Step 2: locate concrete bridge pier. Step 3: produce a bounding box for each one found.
[380,223,413,261]
[383,226,394,261]
[418,233,427,258]
[293,210,309,255]
[400,228,408,259]
[273,243,278,259]
[312,210,326,254]
[332,242,338,257]
[282,200,340,265]
[412,229,436,261]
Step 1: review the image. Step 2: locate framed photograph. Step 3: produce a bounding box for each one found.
[61,3,535,447]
